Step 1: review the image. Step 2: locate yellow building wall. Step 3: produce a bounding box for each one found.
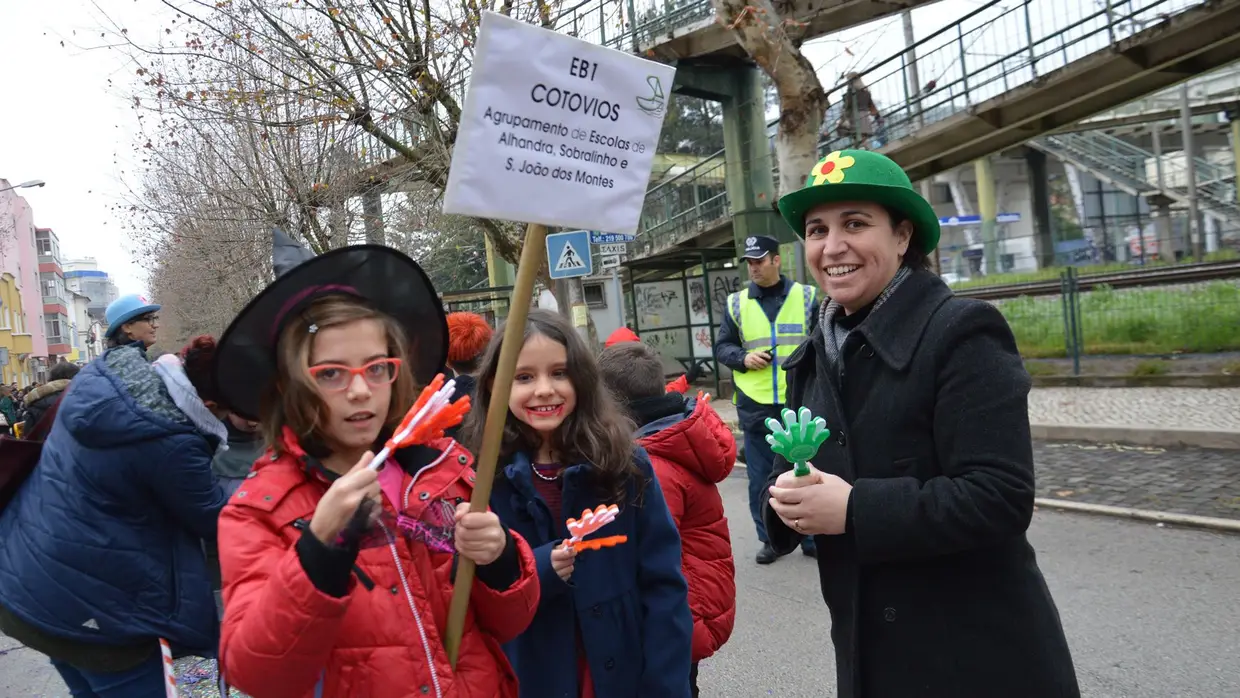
[0,273,33,385]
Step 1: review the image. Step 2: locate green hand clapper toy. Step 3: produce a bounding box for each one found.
[765,407,831,477]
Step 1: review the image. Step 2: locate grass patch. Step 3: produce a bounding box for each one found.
[997,281,1240,358]
[1131,360,1171,376]
[1024,361,1061,376]
[949,250,1239,291]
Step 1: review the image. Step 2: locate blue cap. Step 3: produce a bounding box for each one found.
[105,294,161,338]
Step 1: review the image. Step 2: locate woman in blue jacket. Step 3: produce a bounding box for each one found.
[0,296,230,698]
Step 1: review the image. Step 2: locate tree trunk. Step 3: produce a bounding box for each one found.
[362,189,385,245]
[710,0,828,197]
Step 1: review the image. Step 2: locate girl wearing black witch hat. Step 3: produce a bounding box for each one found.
[212,231,539,698]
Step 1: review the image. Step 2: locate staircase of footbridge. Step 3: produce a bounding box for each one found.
[600,0,1240,269]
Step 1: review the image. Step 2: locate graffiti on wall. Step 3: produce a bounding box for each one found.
[634,281,686,330]
[635,270,742,363]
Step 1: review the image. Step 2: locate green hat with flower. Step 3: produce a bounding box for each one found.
[776,149,940,253]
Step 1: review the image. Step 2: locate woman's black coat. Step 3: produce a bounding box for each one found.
[763,270,1080,698]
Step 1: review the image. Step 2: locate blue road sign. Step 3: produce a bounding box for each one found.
[546,230,593,279]
[938,213,1021,227]
[589,231,637,244]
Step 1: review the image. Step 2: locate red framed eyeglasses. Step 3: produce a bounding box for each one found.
[308,357,402,391]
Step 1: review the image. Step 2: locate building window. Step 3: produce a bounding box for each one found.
[583,282,607,309]
[37,238,52,256]
[45,317,62,342]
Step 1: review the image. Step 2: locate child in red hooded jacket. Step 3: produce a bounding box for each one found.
[212,239,539,698]
[597,342,737,696]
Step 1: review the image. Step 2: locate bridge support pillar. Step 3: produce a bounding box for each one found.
[973,156,999,275]
[485,235,515,320]
[1024,148,1055,270]
[1228,109,1240,204]
[719,66,785,252]
[1148,194,1177,262]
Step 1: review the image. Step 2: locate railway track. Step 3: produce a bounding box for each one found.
[955,260,1240,301]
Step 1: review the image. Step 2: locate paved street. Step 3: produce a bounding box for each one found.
[699,474,1240,697]
[3,474,1238,697]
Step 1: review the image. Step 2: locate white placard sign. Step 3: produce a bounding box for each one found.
[442,11,676,235]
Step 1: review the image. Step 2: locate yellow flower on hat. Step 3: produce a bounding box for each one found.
[809,151,857,186]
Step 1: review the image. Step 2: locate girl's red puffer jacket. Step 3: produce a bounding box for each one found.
[636,398,737,661]
[217,437,539,698]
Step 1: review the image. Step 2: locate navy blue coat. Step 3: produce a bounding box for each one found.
[491,448,693,698]
[0,346,228,654]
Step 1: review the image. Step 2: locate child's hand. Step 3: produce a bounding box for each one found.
[309,452,381,545]
[550,542,576,581]
[453,502,508,566]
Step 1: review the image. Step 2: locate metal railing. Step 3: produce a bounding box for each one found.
[553,0,713,52]
[823,0,1210,153]
[995,269,1240,364]
[635,149,729,254]
[632,0,1216,248]
[1036,129,1240,221]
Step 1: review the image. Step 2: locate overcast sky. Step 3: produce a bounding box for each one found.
[0,0,976,298]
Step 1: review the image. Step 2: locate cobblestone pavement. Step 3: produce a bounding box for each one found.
[711,395,1240,520]
[710,387,1240,432]
[1035,441,1240,520]
[1028,387,1240,431]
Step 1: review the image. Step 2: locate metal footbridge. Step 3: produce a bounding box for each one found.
[565,0,1240,262]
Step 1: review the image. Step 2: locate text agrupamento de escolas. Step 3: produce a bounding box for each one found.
[486,57,648,190]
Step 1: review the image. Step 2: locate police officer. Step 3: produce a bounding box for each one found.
[714,235,819,564]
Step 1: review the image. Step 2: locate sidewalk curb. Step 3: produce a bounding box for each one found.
[1033,499,1240,534]
[729,462,1240,534]
[1029,423,1240,450]
[725,424,1240,450]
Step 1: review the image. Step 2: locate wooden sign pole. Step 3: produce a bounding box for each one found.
[445,222,548,667]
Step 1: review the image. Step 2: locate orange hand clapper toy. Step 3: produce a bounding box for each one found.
[365,374,471,471]
[564,504,628,552]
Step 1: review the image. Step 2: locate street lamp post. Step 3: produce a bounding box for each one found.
[0,180,46,194]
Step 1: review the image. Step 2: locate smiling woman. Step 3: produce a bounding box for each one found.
[763,150,1081,698]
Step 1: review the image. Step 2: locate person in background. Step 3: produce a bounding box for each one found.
[104,294,160,351]
[0,333,230,697]
[0,386,17,436]
[604,326,640,347]
[838,72,884,148]
[602,328,692,394]
[713,235,820,564]
[22,362,81,437]
[179,338,264,616]
[598,341,736,698]
[445,311,494,406]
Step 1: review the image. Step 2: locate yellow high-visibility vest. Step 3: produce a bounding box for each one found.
[727,282,815,405]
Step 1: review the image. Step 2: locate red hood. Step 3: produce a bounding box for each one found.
[605,327,640,347]
[638,399,735,484]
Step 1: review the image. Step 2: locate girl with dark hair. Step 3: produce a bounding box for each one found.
[0,334,230,697]
[467,308,693,698]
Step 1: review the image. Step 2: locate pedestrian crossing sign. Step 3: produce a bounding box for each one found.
[546,230,593,279]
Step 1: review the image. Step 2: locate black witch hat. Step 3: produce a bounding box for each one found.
[212,229,447,420]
